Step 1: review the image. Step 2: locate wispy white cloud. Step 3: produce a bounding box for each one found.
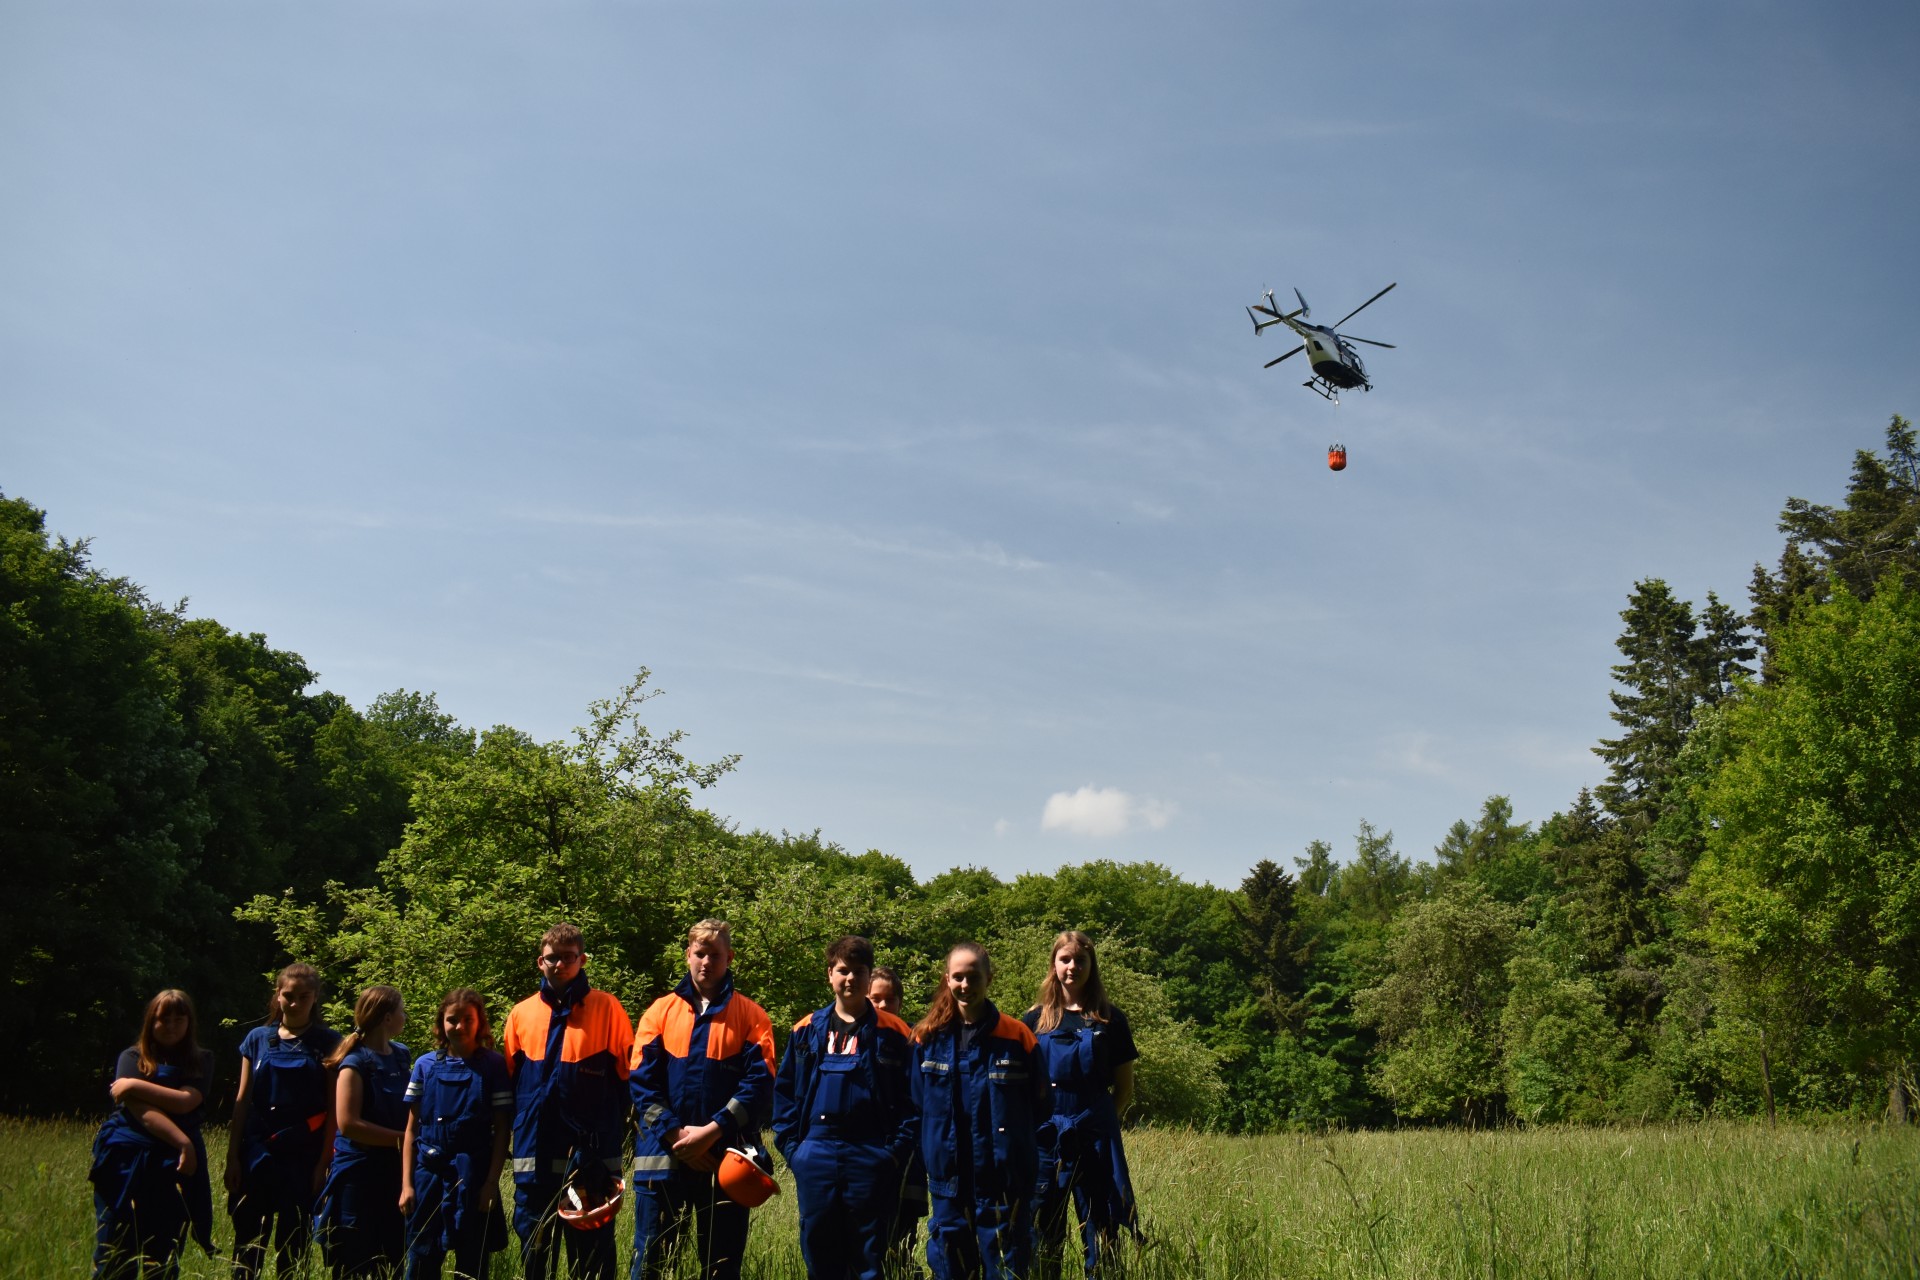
[1377,731,1457,780]
[724,659,940,700]
[1040,785,1176,838]
[508,507,1046,571]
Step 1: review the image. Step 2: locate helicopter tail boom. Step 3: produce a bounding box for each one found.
[1248,289,1306,335]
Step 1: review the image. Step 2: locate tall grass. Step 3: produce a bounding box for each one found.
[4,1118,1913,1279]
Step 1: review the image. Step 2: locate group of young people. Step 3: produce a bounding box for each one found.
[90,922,1141,1280]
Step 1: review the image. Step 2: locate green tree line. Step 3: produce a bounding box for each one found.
[5,417,1916,1127]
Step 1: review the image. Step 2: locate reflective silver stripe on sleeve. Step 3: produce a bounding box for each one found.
[511,1157,540,1173]
[643,1105,666,1128]
[633,1155,674,1173]
[490,1092,513,1108]
[724,1097,750,1127]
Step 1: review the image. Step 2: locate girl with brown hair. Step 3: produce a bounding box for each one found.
[228,963,343,1279]
[400,988,511,1280]
[314,985,411,1278]
[910,943,1048,1280]
[89,989,217,1278]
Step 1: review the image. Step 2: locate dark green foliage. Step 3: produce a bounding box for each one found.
[1355,880,1521,1122]
[0,496,206,1111]
[1593,581,1752,827]
[1434,795,1549,906]
[1751,415,1920,672]
[1231,860,1310,1029]
[1,495,459,1111]
[1695,576,1920,1113]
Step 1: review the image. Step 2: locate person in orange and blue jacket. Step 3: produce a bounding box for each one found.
[227,964,343,1280]
[501,923,635,1280]
[90,989,216,1280]
[628,919,778,1280]
[772,936,919,1280]
[911,943,1049,1280]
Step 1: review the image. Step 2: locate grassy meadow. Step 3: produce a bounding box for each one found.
[4,1118,1914,1279]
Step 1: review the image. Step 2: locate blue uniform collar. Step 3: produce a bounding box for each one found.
[816,1001,876,1033]
[675,971,735,1013]
[539,970,592,1013]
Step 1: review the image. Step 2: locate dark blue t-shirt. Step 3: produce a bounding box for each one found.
[112,1046,216,1128]
[334,1041,412,1152]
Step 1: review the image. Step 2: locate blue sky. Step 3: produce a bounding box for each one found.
[5,2,1917,886]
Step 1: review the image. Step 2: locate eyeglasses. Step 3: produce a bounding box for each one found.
[537,953,584,968]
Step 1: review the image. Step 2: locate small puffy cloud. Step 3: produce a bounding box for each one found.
[1040,786,1176,838]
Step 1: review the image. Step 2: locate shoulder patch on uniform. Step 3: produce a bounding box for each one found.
[792,1015,813,1034]
[996,1014,1037,1049]
[875,1009,913,1037]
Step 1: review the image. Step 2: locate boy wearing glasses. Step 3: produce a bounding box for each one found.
[502,922,636,1280]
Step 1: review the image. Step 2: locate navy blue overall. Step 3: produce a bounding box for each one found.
[232,1023,342,1279]
[404,1049,511,1280]
[314,1042,412,1279]
[1029,1019,1137,1280]
[773,1004,918,1280]
[90,1057,214,1280]
[911,1005,1048,1280]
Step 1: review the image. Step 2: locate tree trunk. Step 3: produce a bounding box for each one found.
[1758,1025,1776,1128]
[1891,1063,1912,1126]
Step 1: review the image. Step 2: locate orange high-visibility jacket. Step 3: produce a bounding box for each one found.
[502,980,634,1181]
[628,974,776,1183]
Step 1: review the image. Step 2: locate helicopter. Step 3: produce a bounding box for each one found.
[1246,282,1397,404]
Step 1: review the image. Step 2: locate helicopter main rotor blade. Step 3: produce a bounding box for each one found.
[1264,344,1306,368]
[1343,336,1396,349]
[1332,282,1397,329]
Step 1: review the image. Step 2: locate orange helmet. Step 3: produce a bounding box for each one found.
[557,1173,624,1230]
[717,1147,779,1208]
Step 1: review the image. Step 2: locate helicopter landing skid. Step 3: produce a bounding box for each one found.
[1304,379,1340,404]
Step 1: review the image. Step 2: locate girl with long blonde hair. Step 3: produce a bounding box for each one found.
[1021,932,1141,1279]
